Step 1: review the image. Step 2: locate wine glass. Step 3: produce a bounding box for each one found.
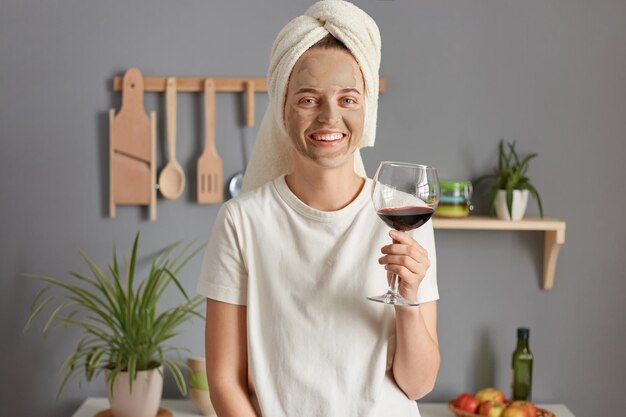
[369,161,440,306]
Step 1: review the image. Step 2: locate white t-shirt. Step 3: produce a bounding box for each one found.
[197,175,439,417]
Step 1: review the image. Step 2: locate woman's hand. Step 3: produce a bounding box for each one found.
[378,230,431,302]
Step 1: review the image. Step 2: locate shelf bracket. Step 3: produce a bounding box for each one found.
[543,227,565,290]
[432,216,567,290]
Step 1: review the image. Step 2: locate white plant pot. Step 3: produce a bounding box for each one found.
[495,189,529,221]
[106,366,163,417]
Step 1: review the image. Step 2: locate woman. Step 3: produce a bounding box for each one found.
[197,2,440,416]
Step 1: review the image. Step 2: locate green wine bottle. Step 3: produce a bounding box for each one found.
[512,327,533,401]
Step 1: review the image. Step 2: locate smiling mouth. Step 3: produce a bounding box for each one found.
[308,132,346,142]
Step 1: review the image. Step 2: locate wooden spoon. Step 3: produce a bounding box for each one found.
[158,77,185,200]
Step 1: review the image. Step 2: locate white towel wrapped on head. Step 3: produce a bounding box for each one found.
[242,0,381,193]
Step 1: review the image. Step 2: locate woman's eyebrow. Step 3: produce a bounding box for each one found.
[338,88,362,96]
[294,87,362,95]
[295,87,321,94]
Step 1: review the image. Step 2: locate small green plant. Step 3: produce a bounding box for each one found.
[474,139,544,218]
[23,232,205,397]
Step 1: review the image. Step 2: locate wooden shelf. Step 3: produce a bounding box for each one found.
[432,216,566,290]
[112,76,386,93]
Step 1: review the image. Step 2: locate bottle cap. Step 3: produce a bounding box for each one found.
[517,327,530,339]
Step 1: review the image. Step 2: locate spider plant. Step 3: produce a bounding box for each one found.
[23,232,205,398]
[474,139,544,218]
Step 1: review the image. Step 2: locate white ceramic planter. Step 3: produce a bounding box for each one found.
[187,357,218,417]
[495,189,529,221]
[106,366,163,417]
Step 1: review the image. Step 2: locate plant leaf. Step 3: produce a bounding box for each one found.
[126,233,141,329]
[107,365,122,399]
[170,238,197,272]
[43,301,74,333]
[112,244,120,277]
[172,241,206,275]
[23,295,54,332]
[507,140,520,166]
[506,182,515,219]
[526,182,544,218]
[77,249,117,299]
[162,268,189,301]
[86,348,105,381]
[56,364,81,399]
[28,285,50,312]
[498,139,504,173]
[164,359,187,396]
[128,354,137,394]
[519,153,538,176]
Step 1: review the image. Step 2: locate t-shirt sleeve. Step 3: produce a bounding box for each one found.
[196,203,248,305]
[412,219,439,303]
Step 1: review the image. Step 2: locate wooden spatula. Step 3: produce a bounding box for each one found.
[197,78,223,203]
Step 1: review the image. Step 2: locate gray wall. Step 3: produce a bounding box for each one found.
[2,1,625,416]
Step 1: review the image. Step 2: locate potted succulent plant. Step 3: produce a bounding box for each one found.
[474,139,544,220]
[23,233,205,417]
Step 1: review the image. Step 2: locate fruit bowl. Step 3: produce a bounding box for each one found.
[447,401,556,417]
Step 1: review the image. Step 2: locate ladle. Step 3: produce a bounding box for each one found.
[228,81,255,198]
[158,77,186,200]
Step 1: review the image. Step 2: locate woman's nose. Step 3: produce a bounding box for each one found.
[317,103,341,124]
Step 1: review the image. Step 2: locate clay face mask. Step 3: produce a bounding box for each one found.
[283,48,366,169]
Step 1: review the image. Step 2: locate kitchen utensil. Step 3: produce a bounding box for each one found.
[158,77,186,200]
[197,78,223,203]
[109,67,157,220]
[228,80,255,198]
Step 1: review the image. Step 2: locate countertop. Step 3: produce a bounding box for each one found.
[71,398,576,417]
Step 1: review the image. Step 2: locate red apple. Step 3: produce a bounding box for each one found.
[453,392,479,413]
[479,400,507,417]
[502,403,532,417]
[509,401,538,417]
[475,387,506,404]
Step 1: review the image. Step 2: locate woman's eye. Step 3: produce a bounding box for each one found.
[300,98,317,105]
[342,97,356,105]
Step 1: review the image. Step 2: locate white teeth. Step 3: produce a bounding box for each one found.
[311,133,344,141]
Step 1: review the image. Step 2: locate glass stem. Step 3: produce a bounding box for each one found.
[390,274,401,295]
[389,238,401,295]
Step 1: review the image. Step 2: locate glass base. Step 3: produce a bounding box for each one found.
[367,291,419,306]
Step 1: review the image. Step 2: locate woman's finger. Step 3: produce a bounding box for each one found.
[379,254,421,274]
[385,259,429,278]
[388,230,416,245]
[381,243,428,263]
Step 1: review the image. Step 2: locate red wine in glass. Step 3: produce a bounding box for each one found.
[376,206,435,231]
[369,161,439,306]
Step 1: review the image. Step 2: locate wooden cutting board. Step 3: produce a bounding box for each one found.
[109,67,156,220]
